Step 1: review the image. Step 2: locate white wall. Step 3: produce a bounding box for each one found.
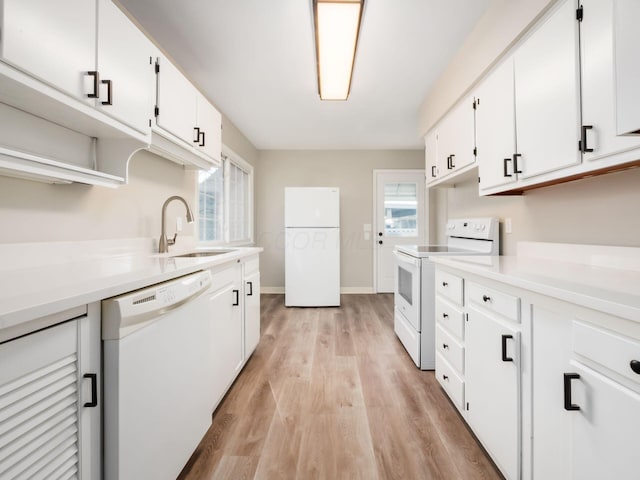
[0,150,196,244]
[441,167,640,254]
[255,150,424,290]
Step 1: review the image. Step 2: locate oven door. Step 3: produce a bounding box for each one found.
[393,251,421,331]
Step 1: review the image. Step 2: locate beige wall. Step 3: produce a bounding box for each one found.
[418,0,554,134]
[255,150,424,290]
[439,168,640,255]
[222,115,259,167]
[0,150,196,244]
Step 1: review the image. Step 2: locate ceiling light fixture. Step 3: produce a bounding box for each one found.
[313,0,365,101]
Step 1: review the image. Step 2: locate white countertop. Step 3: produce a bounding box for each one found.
[0,245,262,334]
[430,254,640,322]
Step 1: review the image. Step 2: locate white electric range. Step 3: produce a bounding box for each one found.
[393,218,500,369]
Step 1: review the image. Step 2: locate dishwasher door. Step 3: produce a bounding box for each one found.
[102,271,213,480]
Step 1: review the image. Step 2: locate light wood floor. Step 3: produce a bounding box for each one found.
[178,294,503,480]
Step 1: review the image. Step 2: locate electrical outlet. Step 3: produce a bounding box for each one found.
[505,218,512,234]
[364,231,370,241]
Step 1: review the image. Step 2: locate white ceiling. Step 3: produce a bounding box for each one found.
[117,0,491,150]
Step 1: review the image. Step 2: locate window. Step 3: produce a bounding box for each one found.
[383,182,418,237]
[197,147,253,244]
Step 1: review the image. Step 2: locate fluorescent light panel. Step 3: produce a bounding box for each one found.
[314,0,364,100]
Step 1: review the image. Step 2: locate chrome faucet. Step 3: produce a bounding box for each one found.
[158,195,194,253]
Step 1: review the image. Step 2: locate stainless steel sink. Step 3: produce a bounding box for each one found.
[171,250,234,258]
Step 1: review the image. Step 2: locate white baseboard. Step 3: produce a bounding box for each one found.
[260,287,375,294]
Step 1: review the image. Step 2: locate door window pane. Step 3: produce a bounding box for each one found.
[384,183,417,237]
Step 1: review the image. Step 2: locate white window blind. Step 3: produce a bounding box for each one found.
[198,166,224,242]
[227,162,250,242]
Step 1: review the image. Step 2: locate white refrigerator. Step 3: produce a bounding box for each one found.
[285,187,340,307]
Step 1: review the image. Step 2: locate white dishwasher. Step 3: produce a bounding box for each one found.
[102,270,213,480]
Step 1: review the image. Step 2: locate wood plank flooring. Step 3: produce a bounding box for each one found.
[178,294,503,480]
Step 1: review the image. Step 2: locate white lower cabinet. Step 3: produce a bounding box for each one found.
[466,304,521,480]
[0,305,101,479]
[243,255,261,358]
[207,262,244,411]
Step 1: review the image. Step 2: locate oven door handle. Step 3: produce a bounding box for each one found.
[393,251,421,268]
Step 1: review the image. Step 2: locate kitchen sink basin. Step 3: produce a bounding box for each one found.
[171,250,234,258]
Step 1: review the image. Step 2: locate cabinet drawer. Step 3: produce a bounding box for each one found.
[435,352,465,411]
[435,270,464,305]
[436,324,464,375]
[435,297,465,340]
[209,262,241,292]
[468,281,520,323]
[573,320,640,386]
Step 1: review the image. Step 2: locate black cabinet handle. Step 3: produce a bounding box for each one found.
[232,289,239,306]
[442,374,449,381]
[247,281,253,296]
[87,71,99,98]
[378,240,383,245]
[442,313,449,319]
[442,343,449,350]
[378,232,383,237]
[503,158,512,177]
[83,373,98,408]
[482,295,491,303]
[564,373,580,411]
[450,154,456,168]
[446,155,454,170]
[442,281,448,287]
[630,360,640,375]
[199,130,205,147]
[431,165,437,178]
[579,125,594,153]
[513,153,522,174]
[194,127,201,143]
[101,79,112,105]
[501,334,514,362]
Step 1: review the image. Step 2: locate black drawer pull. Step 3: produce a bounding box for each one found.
[199,130,206,147]
[579,125,594,153]
[442,313,449,319]
[87,71,99,98]
[630,360,640,375]
[564,373,580,411]
[449,154,456,168]
[83,373,98,408]
[513,153,522,174]
[503,158,512,177]
[501,334,513,362]
[431,165,437,178]
[442,282,448,287]
[232,289,239,306]
[193,127,201,143]
[442,374,449,381]
[101,79,112,105]
[442,343,449,350]
[482,295,491,302]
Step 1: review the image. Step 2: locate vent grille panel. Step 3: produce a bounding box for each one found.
[0,353,79,480]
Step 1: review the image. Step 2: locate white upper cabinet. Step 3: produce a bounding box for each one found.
[614,0,640,136]
[514,0,581,180]
[196,91,222,163]
[476,56,518,192]
[153,54,222,167]
[96,0,154,134]
[0,0,97,102]
[580,0,640,161]
[424,94,476,186]
[155,54,198,146]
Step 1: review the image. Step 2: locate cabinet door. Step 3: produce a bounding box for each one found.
[476,56,518,191]
[96,0,153,133]
[195,92,222,163]
[580,0,640,160]
[447,95,476,172]
[244,271,261,358]
[614,0,640,135]
[466,306,520,480]
[207,273,243,410]
[0,314,99,478]
[155,54,197,145]
[531,305,572,480]
[514,0,581,179]
[425,129,439,184]
[0,0,97,101]
[570,362,640,480]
